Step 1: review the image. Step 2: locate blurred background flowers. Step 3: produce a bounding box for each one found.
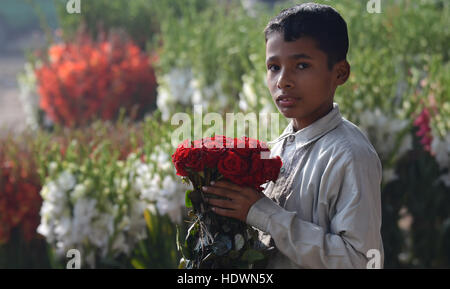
[0,0,449,268]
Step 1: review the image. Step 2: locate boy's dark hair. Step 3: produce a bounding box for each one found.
[264,2,349,70]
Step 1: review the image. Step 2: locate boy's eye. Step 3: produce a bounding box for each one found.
[267,63,309,72]
[267,64,280,72]
[297,63,309,70]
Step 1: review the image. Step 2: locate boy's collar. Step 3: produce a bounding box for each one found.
[269,102,343,150]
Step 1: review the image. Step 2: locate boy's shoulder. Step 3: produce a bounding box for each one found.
[318,117,380,165]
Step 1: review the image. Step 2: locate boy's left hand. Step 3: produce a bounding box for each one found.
[202,180,264,222]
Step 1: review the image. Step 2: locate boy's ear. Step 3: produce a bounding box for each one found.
[334,60,350,86]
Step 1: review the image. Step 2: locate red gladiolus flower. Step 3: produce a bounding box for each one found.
[414,107,433,152]
[0,159,42,244]
[35,29,157,127]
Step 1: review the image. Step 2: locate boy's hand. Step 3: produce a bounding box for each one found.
[202,180,264,222]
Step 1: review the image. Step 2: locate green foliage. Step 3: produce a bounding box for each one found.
[185,190,193,209]
[151,0,273,112]
[153,0,449,137]
[54,0,159,48]
[0,228,51,269]
[130,210,182,269]
[1,111,184,268]
[384,128,450,268]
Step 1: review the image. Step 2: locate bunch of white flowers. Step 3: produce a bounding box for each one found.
[157,68,195,121]
[356,108,413,183]
[238,73,275,114]
[129,145,192,224]
[17,62,40,131]
[38,162,148,268]
[156,68,232,121]
[38,143,192,268]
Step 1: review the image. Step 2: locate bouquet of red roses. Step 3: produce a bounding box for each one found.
[172,135,282,268]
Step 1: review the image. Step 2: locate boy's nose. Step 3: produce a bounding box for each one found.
[277,70,294,89]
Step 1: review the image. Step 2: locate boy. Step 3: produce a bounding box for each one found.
[202,2,384,269]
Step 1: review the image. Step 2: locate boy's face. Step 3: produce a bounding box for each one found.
[265,32,349,131]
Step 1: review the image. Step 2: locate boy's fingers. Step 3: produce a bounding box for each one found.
[206,197,235,210]
[211,180,241,192]
[202,185,237,199]
[211,206,235,218]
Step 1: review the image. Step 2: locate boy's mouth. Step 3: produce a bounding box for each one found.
[276,95,301,107]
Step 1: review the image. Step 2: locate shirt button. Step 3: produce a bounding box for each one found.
[288,135,295,143]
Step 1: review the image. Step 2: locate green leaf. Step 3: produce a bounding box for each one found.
[185,189,193,208]
[178,258,187,269]
[228,250,240,259]
[175,225,183,256]
[241,249,265,264]
[144,209,153,233]
[131,258,146,269]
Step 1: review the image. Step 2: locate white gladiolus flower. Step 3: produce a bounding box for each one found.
[17,62,40,130]
[128,200,148,241]
[57,171,77,192]
[243,81,257,108]
[170,69,195,105]
[156,68,196,120]
[156,85,175,122]
[357,108,412,162]
[89,213,115,256]
[42,181,67,217]
[40,146,192,267]
[48,162,58,176]
[157,197,183,225]
[156,175,188,224]
[37,221,52,242]
[156,68,231,119]
[431,131,450,170]
[70,184,87,203]
[239,98,249,111]
[72,198,97,242]
[118,216,131,231]
[382,168,398,184]
[191,79,203,105]
[39,169,139,267]
[130,148,191,224]
[111,233,129,256]
[54,216,72,243]
[239,74,258,112]
[241,0,258,17]
[431,130,450,187]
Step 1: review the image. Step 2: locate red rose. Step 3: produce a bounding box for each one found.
[232,138,252,158]
[249,152,266,184]
[263,156,283,182]
[172,139,194,176]
[217,151,249,179]
[172,137,282,191]
[172,149,190,176]
[202,138,226,168]
[183,148,205,172]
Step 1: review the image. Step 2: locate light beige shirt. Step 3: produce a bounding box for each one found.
[246,102,384,269]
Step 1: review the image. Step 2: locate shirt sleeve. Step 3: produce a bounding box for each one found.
[246,145,384,269]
